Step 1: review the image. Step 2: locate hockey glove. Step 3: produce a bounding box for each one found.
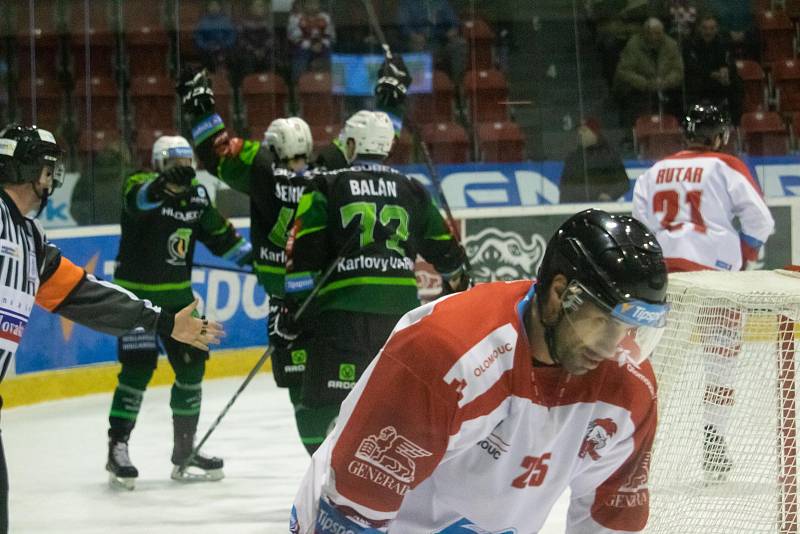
[268,297,299,351]
[150,166,196,201]
[176,67,216,119]
[375,54,412,110]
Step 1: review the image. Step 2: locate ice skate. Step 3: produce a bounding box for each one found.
[106,438,138,490]
[703,424,732,483]
[170,415,224,482]
[171,451,225,482]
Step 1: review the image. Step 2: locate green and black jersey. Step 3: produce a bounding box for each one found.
[114,171,249,312]
[191,114,312,297]
[285,163,465,316]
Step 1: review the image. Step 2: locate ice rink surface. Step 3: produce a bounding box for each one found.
[2,374,569,533]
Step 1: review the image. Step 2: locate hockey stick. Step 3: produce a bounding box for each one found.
[179,227,361,473]
[359,0,472,277]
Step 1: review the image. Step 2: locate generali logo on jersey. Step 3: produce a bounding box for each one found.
[347,426,432,496]
[578,418,618,461]
[605,452,651,509]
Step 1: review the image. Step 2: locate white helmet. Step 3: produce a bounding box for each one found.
[340,110,394,161]
[264,117,313,161]
[151,135,195,172]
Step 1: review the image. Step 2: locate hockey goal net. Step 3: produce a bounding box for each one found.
[648,269,800,533]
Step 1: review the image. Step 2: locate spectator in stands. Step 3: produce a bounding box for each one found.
[649,0,708,43]
[236,0,274,77]
[705,0,757,59]
[288,0,336,83]
[683,14,743,124]
[397,0,467,82]
[613,17,684,128]
[587,0,650,86]
[559,117,631,203]
[193,0,237,73]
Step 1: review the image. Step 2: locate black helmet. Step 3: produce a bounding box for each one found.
[0,124,64,188]
[538,209,668,309]
[683,103,730,147]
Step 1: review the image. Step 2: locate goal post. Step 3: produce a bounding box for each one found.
[648,270,800,534]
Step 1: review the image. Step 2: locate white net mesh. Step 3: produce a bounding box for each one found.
[647,270,800,533]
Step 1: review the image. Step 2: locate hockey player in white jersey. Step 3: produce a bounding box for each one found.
[291,209,669,533]
[632,103,774,273]
[632,103,775,482]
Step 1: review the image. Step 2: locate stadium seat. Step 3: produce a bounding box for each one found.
[420,122,471,163]
[757,10,794,64]
[634,114,684,160]
[740,110,790,155]
[78,128,122,156]
[736,60,768,112]
[477,121,525,162]
[464,69,509,123]
[463,18,495,70]
[129,75,176,131]
[408,70,456,124]
[11,0,61,79]
[787,0,800,20]
[241,72,289,133]
[773,58,800,111]
[122,0,170,77]
[297,71,344,126]
[310,124,339,155]
[72,75,119,130]
[208,71,235,128]
[384,129,414,165]
[16,76,65,132]
[68,0,115,79]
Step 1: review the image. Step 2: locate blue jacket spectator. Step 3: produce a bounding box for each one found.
[194,0,237,72]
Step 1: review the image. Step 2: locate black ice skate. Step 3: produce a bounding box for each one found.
[170,415,224,482]
[107,438,138,490]
[703,424,733,483]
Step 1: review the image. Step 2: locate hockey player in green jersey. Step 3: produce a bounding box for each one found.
[276,110,470,454]
[106,135,252,489]
[176,70,323,452]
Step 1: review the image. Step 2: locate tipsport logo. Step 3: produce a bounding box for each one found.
[616,302,667,327]
[464,227,546,282]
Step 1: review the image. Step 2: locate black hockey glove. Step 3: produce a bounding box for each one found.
[149,166,196,201]
[267,297,299,351]
[375,54,412,110]
[176,67,216,119]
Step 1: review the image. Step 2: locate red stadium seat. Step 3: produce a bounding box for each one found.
[310,124,340,155]
[385,129,414,165]
[408,70,456,124]
[420,122,471,163]
[464,69,509,123]
[773,58,800,111]
[11,0,60,79]
[736,60,768,112]
[129,75,176,131]
[740,111,790,155]
[463,18,495,70]
[297,71,344,126]
[16,76,65,132]
[757,10,794,63]
[122,0,170,77]
[634,114,683,160]
[477,121,525,162]
[73,75,119,130]
[78,129,122,156]
[68,0,115,79]
[241,72,289,133]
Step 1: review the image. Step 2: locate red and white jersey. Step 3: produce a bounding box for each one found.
[292,281,657,534]
[632,150,774,272]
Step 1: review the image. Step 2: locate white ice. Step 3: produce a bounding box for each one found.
[2,374,569,533]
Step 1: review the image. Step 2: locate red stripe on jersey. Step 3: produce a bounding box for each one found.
[665,257,714,272]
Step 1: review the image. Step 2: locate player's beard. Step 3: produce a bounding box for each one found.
[551,319,601,376]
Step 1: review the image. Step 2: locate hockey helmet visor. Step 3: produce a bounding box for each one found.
[561,279,668,366]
